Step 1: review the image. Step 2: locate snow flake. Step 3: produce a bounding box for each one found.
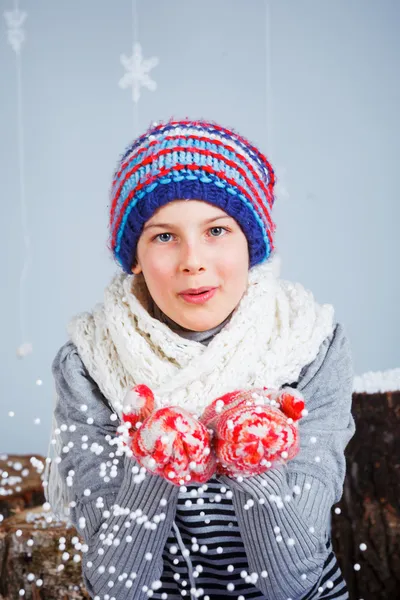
[118,42,159,103]
[4,7,27,54]
[359,543,367,551]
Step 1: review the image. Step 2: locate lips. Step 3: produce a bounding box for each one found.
[179,287,218,304]
[179,287,215,295]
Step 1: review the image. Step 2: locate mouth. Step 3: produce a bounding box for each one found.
[178,287,218,304]
[179,287,216,296]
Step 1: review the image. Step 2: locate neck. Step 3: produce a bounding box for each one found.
[149,296,234,345]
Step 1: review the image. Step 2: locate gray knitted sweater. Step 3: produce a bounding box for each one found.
[52,313,355,600]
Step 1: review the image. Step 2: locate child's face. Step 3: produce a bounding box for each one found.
[132,200,249,332]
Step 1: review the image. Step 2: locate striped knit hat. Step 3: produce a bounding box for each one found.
[109,118,276,273]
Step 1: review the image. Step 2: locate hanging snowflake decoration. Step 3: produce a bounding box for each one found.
[16,342,33,358]
[4,6,27,55]
[118,42,159,103]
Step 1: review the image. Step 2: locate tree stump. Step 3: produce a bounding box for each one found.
[331,390,400,600]
[0,505,90,600]
[0,454,46,520]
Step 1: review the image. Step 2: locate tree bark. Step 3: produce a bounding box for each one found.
[331,390,400,599]
[0,454,46,520]
[0,506,90,600]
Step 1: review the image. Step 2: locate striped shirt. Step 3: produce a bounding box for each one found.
[154,478,348,600]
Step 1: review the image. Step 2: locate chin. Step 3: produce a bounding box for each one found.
[180,316,220,332]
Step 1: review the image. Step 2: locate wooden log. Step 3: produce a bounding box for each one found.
[0,505,90,600]
[331,390,400,600]
[0,454,46,519]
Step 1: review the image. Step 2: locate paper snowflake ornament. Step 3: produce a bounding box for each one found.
[4,7,27,54]
[118,42,159,103]
[16,342,33,358]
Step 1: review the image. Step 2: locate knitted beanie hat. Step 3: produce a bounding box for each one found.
[108,118,277,273]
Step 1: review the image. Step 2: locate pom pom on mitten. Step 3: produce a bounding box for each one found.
[276,387,306,421]
[121,385,216,485]
[201,387,304,478]
[121,384,155,431]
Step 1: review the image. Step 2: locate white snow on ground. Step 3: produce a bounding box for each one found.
[353,368,400,393]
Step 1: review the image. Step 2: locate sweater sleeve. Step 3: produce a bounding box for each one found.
[52,341,180,599]
[217,322,356,600]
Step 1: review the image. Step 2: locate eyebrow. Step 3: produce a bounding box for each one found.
[143,215,232,231]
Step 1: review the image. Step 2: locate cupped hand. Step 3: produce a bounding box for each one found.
[201,387,304,478]
[121,385,216,485]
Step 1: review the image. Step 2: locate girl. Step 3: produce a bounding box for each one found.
[45,118,355,600]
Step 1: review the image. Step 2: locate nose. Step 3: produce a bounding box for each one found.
[179,240,206,273]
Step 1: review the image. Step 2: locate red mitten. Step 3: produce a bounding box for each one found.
[201,387,305,478]
[121,384,216,486]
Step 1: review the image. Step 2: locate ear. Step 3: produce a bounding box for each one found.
[131,264,142,275]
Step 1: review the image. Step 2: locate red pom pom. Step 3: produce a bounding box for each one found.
[277,389,305,421]
[122,384,155,431]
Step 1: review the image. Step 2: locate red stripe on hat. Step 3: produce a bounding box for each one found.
[110,133,274,226]
[111,162,275,252]
[110,142,274,237]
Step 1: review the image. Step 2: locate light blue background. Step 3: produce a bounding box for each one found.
[1,0,399,455]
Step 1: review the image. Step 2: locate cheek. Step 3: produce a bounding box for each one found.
[225,245,249,287]
[141,245,169,272]
[145,257,173,290]
[219,263,248,296]
[221,246,248,276]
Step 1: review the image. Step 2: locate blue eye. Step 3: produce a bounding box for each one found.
[152,226,229,243]
[210,227,226,236]
[155,233,172,243]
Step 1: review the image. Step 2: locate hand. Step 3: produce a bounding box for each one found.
[121,385,216,485]
[200,387,304,478]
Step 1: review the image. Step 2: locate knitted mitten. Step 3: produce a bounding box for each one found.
[201,387,305,478]
[121,384,216,485]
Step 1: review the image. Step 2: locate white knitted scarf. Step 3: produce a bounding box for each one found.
[44,253,335,519]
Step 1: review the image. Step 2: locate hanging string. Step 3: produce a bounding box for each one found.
[132,0,139,136]
[265,0,273,157]
[119,0,159,134]
[265,0,288,203]
[4,0,32,357]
